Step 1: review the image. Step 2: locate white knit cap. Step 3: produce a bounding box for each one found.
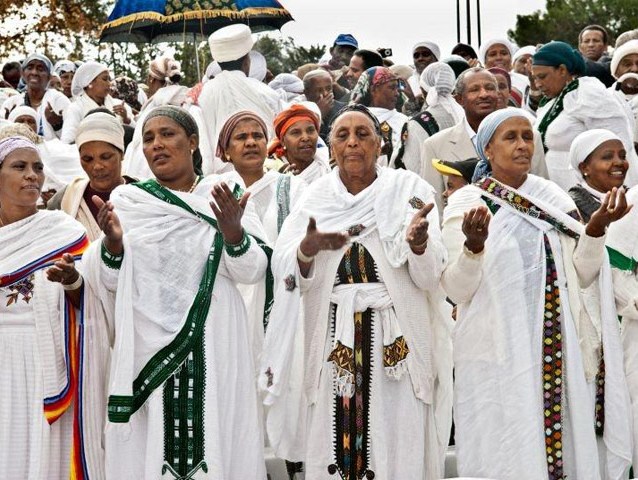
[611,39,638,79]
[71,61,109,98]
[208,24,254,63]
[75,111,125,152]
[412,41,441,61]
[8,106,37,123]
[568,129,622,181]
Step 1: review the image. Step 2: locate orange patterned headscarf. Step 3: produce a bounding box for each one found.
[268,104,320,157]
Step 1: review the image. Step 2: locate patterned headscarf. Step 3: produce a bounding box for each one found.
[142,106,202,174]
[216,110,268,160]
[0,136,39,165]
[268,104,320,157]
[149,56,183,84]
[111,76,142,111]
[350,67,398,107]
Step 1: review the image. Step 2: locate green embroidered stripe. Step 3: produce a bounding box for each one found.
[224,232,251,257]
[607,246,638,272]
[101,241,123,270]
[537,79,579,152]
[107,395,133,423]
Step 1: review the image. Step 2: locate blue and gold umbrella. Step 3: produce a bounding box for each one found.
[100,0,293,43]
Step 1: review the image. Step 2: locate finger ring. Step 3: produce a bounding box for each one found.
[477,228,483,232]
[607,207,614,213]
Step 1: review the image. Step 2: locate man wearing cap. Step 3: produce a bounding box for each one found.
[407,41,440,99]
[1,54,70,140]
[431,157,479,206]
[610,39,638,148]
[420,67,547,212]
[327,34,358,71]
[198,24,284,171]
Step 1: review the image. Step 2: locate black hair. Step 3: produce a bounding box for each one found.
[353,50,384,70]
[218,54,249,72]
[579,24,609,45]
[84,107,116,119]
[2,61,20,75]
[329,104,382,137]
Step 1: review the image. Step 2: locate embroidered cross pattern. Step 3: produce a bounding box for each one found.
[408,196,425,210]
[5,274,35,307]
[347,224,366,237]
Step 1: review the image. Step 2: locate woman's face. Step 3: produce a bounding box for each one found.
[60,71,74,97]
[330,111,380,188]
[142,116,197,183]
[79,141,123,193]
[0,148,45,210]
[226,119,267,176]
[484,117,535,185]
[531,64,570,99]
[282,119,318,167]
[579,139,628,193]
[493,73,510,109]
[485,44,512,70]
[85,70,112,103]
[14,115,37,134]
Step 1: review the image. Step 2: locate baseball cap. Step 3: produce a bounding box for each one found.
[432,157,480,184]
[334,34,358,49]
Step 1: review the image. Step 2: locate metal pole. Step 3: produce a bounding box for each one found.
[193,33,201,80]
[466,0,472,45]
[456,0,461,43]
[476,0,482,47]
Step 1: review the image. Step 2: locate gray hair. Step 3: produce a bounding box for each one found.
[303,69,332,91]
[454,66,495,97]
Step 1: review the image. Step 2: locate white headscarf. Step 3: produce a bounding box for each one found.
[75,111,125,152]
[249,51,267,81]
[71,61,109,98]
[568,129,623,182]
[611,39,638,79]
[203,61,221,82]
[0,136,38,165]
[512,45,536,63]
[412,41,441,61]
[148,56,183,84]
[53,60,76,76]
[479,38,515,66]
[8,105,37,123]
[419,62,464,123]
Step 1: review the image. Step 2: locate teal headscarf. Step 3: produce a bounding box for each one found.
[532,41,587,76]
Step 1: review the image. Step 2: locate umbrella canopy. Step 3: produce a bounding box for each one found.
[100,0,293,43]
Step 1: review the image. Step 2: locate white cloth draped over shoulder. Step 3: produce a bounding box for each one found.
[0,210,109,479]
[606,185,638,469]
[441,175,632,480]
[90,175,269,479]
[260,167,453,478]
[1,89,70,140]
[535,77,638,190]
[61,93,134,144]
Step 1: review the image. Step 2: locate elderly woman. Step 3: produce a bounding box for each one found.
[260,104,453,479]
[442,108,632,479]
[0,136,98,477]
[395,62,464,172]
[144,55,183,105]
[53,60,76,99]
[1,54,70,140]
[85,105,269,478]
[266,103,331,184]
[48,110,135,239]
[61,61,134,144]
[351,66,408,166]
[568,129,629,222]
[532,41,638,191]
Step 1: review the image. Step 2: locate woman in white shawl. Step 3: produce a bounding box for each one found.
[266,103,331,185]
[394,62,464,172]
[86,105,269,479]
[60,61,134,144]
[260,104,453,479]
[442,108,632,479]
[0,136,105,478]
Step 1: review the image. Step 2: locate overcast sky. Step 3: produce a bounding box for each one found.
[271,0,547,65]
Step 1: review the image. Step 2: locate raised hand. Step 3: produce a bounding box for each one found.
[586,187,632,237]
[112,101,129,124]
[93,195,124,254]
[406,203,434,254]
[46,253,80,286]
[462,206,490,254]
[44,102,63,128]
[210,182,250,245]
[298,217,349,260]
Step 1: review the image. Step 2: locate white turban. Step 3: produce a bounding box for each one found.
[53,60,76,76]
[611,39,638,79]
[0,136,38,165]
[568,129,622,181]
[203,61,221,82]
[8,106,37,123]
[512,45,536,63]
[268,73,304,94]
[419,62,464,123]
[208,24,254,63]
[71,61,109,98]
[412,41,441,61]
[479,38,515,66]
[75,111,125,152]
[249,51,267,81]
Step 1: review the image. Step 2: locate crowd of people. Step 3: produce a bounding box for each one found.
[1,19,638,480]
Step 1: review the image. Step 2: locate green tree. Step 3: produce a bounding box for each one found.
[508,0,638,47]
[253,35,326,75]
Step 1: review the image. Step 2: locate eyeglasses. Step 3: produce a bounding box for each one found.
[413,51,432,59]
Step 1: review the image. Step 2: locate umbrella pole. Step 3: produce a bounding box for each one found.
[194,33,201,81]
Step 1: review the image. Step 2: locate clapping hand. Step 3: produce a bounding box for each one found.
[298,217,349,261]
[406,203,434,254]
[210,183,250,245]
[462,206,491,254]
[586,187,632,237]
[93,196,124,254]
[46,253,80,287]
